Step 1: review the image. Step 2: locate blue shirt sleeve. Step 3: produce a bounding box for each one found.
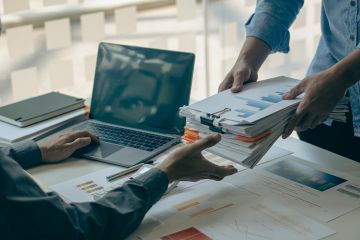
[245,0,304,53]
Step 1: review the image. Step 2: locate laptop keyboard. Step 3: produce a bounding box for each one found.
[76,122,174,152]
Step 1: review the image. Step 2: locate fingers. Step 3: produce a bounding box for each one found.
[65,131,99,144]
[231,69,251,93]
[66,137,92,153]
[283,82,305,100]
[187,134,221,153]
[219,74,234,92]
[212,165,238,179]
[282,103,306,138]
[180,165,237,182]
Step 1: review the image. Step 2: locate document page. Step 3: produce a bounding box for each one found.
[132,179,335,240]
[225,155,360,222]
[188,76,300,124]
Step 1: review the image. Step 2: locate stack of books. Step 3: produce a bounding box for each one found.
[0,92,88,146]
[180,76,348,168]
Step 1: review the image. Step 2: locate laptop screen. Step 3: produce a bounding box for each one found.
[90,43,195,135]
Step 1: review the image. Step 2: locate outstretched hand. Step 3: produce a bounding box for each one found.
[158,134,238,183]
[282,70,347,138]
[39,131,99,163]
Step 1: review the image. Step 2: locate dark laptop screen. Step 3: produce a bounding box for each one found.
[90,43,195,135]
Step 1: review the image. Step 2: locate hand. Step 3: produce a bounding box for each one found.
[218,59,258,93]
[218,37,271,93]
[282,69,347,138]
[157,134,238,183]
[39,131,99,163]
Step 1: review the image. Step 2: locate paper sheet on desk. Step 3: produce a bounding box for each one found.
[132,182,335,240]
[50,167,127,202]
[225,155,360,222]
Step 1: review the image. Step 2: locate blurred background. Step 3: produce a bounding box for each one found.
[0,0,321,106]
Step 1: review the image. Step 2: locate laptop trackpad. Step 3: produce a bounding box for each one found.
[78,142,124,159]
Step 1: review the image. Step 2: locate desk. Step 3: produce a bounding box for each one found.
[28,137,360,240]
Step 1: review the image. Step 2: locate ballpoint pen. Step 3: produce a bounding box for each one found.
[106,161,154,182]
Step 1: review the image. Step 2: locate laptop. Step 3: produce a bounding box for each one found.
[73,42,195,167]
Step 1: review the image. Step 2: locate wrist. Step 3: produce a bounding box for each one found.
[330,49,360,89]
[157,165,175,183]
[238,37,270,72]
[39,145,48,162]
[329,64,357,90]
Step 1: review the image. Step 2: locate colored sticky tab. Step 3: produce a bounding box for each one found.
[178,32,196,52]
[176,0,197,21]
[6,25,34,58]
[84,55,97,82]
[45,18,72,50]
[115,6,137,34]
[49,59,74,89]
[43,0,67,6]
[236,130,272,142]
[3,0,29,14]
[11,67,39,100]
[81,12,105,42]
[222,22,238,47]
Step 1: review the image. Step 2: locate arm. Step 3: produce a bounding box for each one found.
[1,134,236,239]
[282,48,360,137]
[2,131,99,169]
[219,0,304,92]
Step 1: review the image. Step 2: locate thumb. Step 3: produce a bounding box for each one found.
[212,165,238,179]
[67,137,92,153]
[283,83,304,100]
[188,134,221,152]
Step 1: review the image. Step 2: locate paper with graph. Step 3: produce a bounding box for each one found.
[180,76,348,168]
[131,178,335,240]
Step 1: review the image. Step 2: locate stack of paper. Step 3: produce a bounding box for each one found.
[329,96,349,123]
[180,76,347,168]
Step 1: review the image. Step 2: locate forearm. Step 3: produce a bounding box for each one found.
[1,168,168,240]
[236,37,271,71]
[68,169,169,239]
[331,48,360,88]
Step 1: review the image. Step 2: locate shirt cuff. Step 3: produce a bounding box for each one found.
[245,13,290,53]
[9,141,43,169]
[134,168,169,206]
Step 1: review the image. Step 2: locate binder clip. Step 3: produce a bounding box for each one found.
[200,108,231,133]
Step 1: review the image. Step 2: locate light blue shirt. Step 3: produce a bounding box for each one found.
[245,0,360,137]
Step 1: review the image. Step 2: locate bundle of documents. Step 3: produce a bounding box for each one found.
[0,108,88,146]
[0,92,89,146]
[180,76,348,168]
[0,92,85,127]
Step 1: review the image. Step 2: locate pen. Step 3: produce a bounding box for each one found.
[106,161,153,182]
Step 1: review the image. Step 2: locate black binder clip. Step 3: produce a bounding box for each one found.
[200,108,231,133]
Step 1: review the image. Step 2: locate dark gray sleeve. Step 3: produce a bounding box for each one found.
[0,153,169,240]
[1,140,42,169]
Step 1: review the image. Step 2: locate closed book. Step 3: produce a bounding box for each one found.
[0,92,84,127]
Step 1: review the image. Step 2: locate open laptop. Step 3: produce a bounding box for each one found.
[72,43,195,167]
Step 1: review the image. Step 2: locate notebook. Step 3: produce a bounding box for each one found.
[0,92,84,127]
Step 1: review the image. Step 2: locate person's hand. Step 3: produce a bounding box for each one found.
[39,131,99,163]
[157,134,238,183]
[218,59,258,93]
[218,37,271,93]
[282,69,347,138]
